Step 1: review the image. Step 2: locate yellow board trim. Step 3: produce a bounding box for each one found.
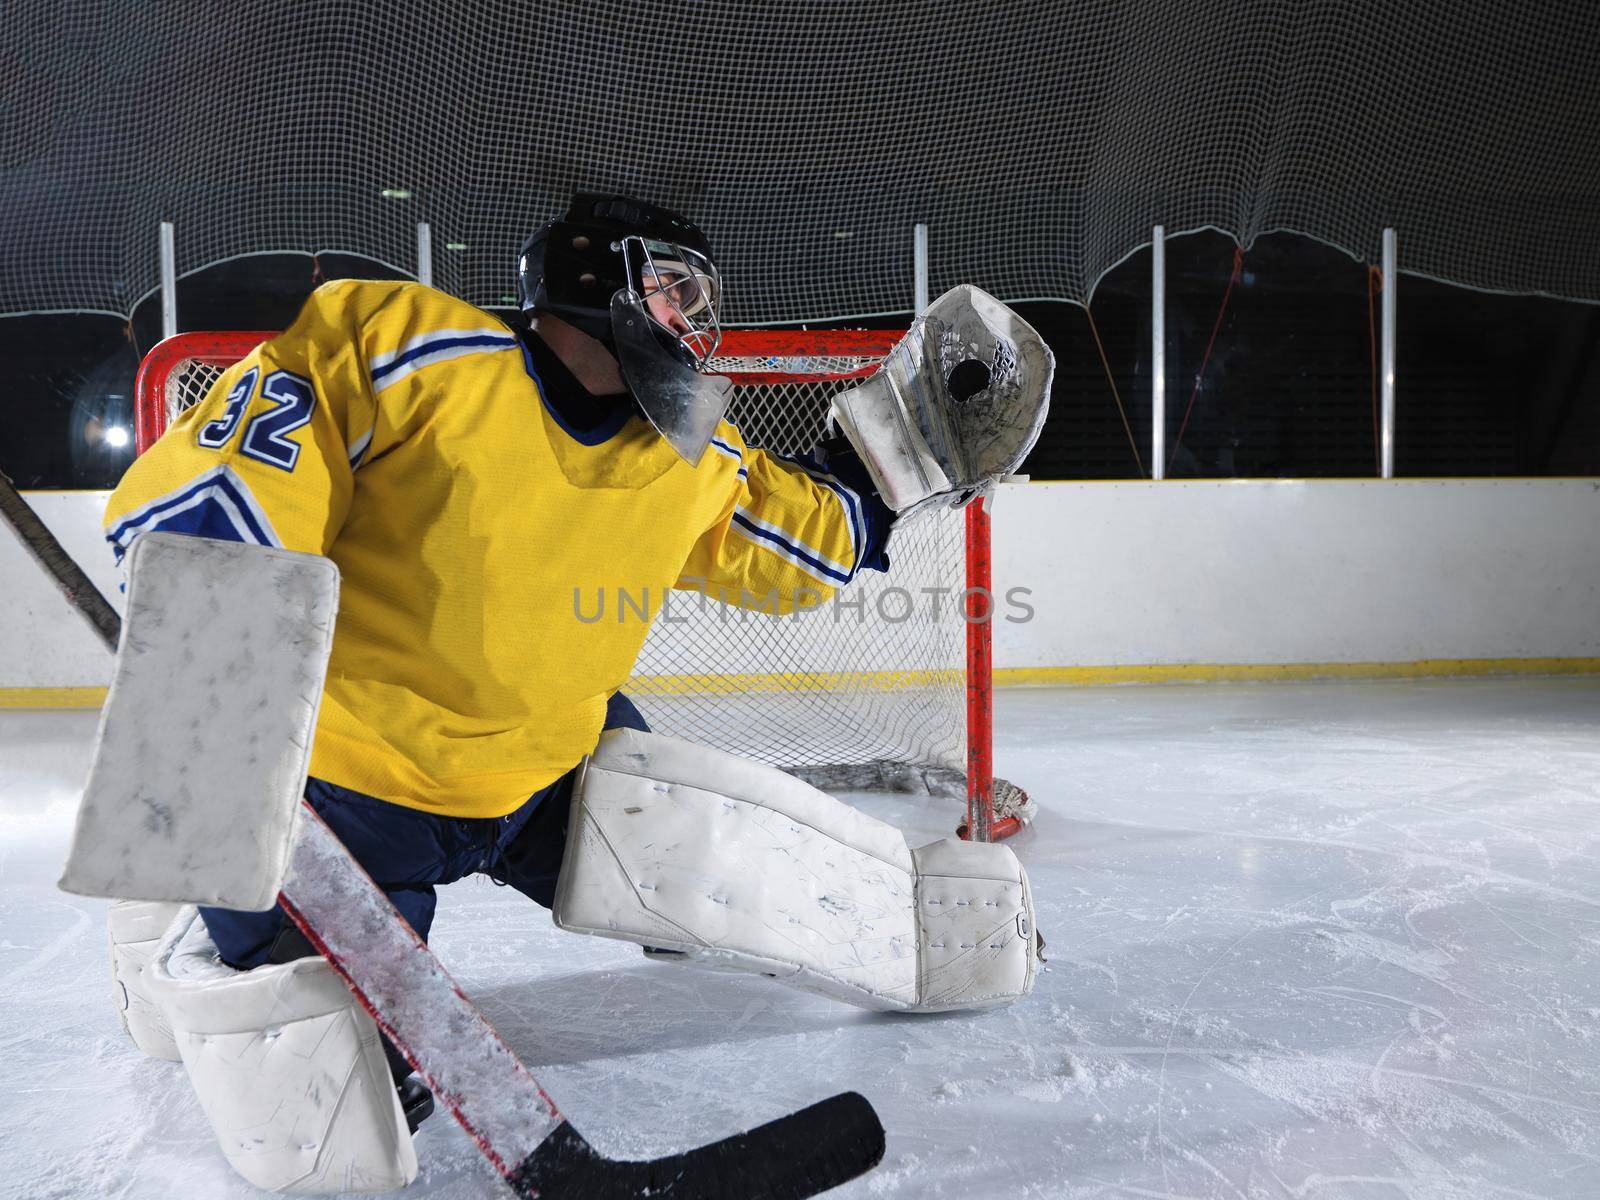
[0,687,108,709]
[4,658,1597,710]
[995,658,1600,686]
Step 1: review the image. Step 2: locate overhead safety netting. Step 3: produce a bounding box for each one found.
[4,0,1599,321]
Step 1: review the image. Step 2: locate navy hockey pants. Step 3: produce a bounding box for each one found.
[201,693,649,970]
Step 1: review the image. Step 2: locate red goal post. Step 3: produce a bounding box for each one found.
[134,328,1031,841]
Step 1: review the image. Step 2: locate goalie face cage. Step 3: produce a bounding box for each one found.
[133,328,1031,841]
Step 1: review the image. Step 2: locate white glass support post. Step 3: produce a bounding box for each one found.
[1151,225,1166,481]
[417,222,434,288]
[1381,227,1397,478]
[159,221,177,341]
[913,223,929,314]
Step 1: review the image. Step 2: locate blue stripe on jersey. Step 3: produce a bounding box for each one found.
[773,449,864,563]
[709,437,747,479]
[106,467,279,562]
[515,338,635,446]
[369,332,517,386]
[713,434,858,584]
[730,510,852,585]
[347,425,374,467]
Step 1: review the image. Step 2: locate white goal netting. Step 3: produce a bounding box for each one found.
[637,343,969,795]
[6,1,1599,322]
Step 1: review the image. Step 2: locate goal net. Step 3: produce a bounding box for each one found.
[11,4,1600,325]
[135,328,1032,839]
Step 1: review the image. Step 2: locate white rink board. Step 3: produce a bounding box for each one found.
[990,477,1600,668]
[7,480,1600,689]
[1,490,121,687]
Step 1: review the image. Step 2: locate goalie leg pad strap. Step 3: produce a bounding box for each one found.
[107,899,186,1060]
[552,729,1037,1012]
[145,909,417,1195]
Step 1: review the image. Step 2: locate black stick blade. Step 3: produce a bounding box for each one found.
[508,1091,885,1199]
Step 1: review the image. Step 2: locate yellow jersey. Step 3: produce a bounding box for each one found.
[105,280,875,817]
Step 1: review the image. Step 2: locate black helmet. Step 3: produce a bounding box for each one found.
[516,193,721,367]
[517,193,732,466]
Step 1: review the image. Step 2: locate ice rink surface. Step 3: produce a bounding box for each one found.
[5,678,1600,1199]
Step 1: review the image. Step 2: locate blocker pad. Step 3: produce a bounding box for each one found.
[60,533,339,911]
[553,729,1037,1012]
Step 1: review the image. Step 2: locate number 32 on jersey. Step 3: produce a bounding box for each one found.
[197,367,316,472]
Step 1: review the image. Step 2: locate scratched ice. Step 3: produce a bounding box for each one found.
[5,679,1599,1198]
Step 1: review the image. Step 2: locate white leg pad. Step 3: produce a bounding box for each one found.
[144,910,417,1195]
[553,729,1038,1012]
[911,837,1038,1011]
[107,899,186,1060]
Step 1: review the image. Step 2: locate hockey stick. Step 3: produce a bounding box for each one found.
[0,468,121,646]
[283,804,884,1199]
[0,474,886,1198]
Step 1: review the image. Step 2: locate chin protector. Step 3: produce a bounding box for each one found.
[552,729,1038,1012]
[611,290,733,465]
[145,909,417,1195]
